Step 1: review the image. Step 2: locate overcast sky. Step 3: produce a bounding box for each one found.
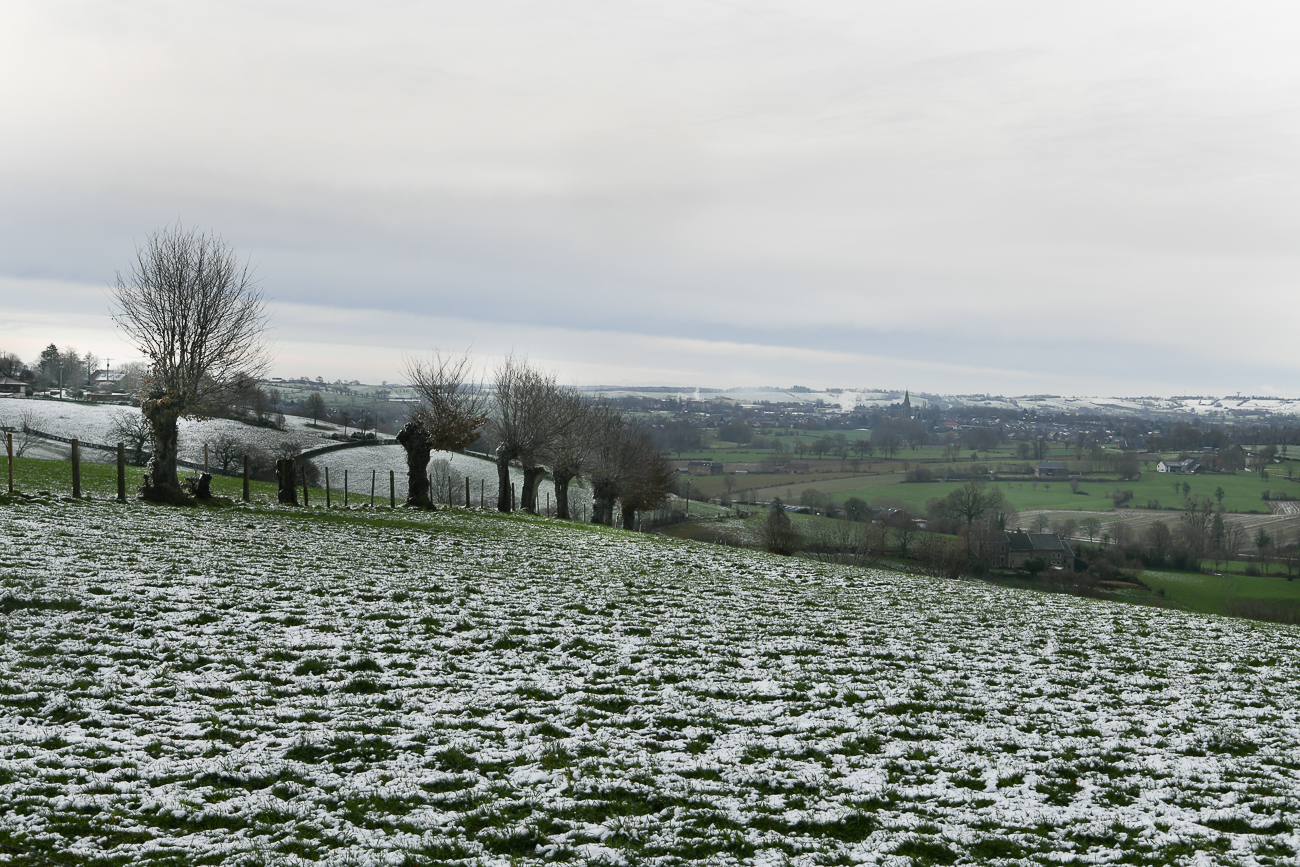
[3,2,1298,395]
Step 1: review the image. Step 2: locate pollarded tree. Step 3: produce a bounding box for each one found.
[111,224,269,502]
[587,409,628,526]
[617,425,674,529]
[490,356,577,513]
[548,391,598,520]
[398,351,489,508]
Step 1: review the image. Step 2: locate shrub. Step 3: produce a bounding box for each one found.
[760,498,802,555]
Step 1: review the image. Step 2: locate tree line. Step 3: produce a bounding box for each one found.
[104,222,672,524]
[397,352,673,527]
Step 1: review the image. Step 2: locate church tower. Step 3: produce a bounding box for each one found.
[902,390,911,419]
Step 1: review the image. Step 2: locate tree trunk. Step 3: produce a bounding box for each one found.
[396,421,434,508]
[277,458,298,504]
[521,464,546,513]
[495,445,516,512]
[553,470,574,519]
[140,406,188,503]
[591,484,617,526]
[621,503,636,530]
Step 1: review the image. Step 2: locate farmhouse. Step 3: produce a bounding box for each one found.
[1157,458,1202,474]
[1035,461,1069,478]
[687,460,723,476]
[989,531,1074,572]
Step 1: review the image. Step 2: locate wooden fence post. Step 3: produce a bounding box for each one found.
[344,469,349,507]
[203,443,209,473]
[325,467,331,508]
[242,455,250,502]
[7,432,13,495]
[71,439,81,499]
[389,470,395,508]
[480,479,484,509]
[301,464,310,506]
[370,469,376,507]
[447,474,452,506]
[546,492,550,516]
[117,442,126,502]
[510,482,516,512]
[465,476,470,508]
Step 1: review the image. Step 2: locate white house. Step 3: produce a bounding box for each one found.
[1157,458,1202,474]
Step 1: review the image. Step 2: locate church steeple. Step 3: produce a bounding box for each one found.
[902,390,911,418]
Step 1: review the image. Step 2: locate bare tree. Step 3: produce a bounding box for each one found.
[587,409,629,525]
[111,224,269,502]
[117,361,147,398]
[1081,516,1102,542]
[305,392,327,425]
[6,407,40,457]
[948,480,1004,549]
[108,410,151,466]
[210,433,243,475]
[398,351,489,508]
[490,355,577,513]
[0,351,24,378]
[618,425,674,529]
[547,391,598,520]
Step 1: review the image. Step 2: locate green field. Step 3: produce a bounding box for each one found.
[1143,569,1300,620]
[7,455,317,504]
[733,467,1299,517]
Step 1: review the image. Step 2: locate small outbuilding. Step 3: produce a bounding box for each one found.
[0,376,29,395]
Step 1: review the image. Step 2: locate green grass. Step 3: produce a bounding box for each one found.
[6,456,333,505]
[749,469,1300,516]
[1143,568,1300,619]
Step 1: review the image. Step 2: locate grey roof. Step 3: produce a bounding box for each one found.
[1004,532,1075,558]
[1036,461,1068,469]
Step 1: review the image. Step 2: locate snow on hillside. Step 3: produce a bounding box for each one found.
[587,387,1300,419]
[317,446,593,516]
[1,498,1298,864]
[0,398,331,462]
[0,399,593,514]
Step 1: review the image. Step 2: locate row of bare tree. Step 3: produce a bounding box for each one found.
[107,224,672,522]
[398,352,674,527]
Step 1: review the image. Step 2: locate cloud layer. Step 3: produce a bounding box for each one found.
[3,2,1298,394]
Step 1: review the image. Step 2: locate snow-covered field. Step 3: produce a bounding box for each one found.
[2,498,1298,865]
[0,399,593,515]
[311,447,593,517]
[0,398,332,464]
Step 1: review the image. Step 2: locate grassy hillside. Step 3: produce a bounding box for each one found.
[2,495,1299,865]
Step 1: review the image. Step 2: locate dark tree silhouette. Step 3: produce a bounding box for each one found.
[398,351,489,508]
[490,356,577,513]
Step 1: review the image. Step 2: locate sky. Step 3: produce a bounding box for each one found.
[2,2,1299,396]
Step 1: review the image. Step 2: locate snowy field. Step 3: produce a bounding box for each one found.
[311,447,593,518]
[0,399,593,515]
[2,499,1299,865]
[0,398,333,464]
